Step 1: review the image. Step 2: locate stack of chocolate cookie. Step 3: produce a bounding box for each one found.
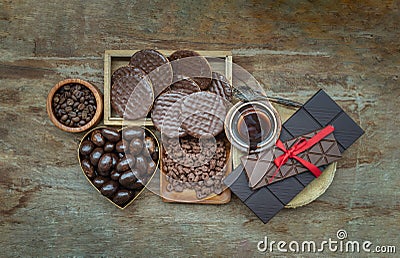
[111,49,173,120]
[151,50,233,199]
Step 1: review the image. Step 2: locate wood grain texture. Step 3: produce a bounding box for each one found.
[0,0,399,257]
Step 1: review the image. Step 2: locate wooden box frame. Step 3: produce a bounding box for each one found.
[103,50,233,126]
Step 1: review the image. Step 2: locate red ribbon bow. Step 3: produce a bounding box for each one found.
[269,125,335,184]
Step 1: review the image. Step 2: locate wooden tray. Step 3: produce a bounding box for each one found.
[103,50,232,126]
[160,138,232,204]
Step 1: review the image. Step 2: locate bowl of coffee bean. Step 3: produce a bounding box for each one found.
[47,78,103,133]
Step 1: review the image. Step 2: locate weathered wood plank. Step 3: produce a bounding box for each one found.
[0,0,399,257]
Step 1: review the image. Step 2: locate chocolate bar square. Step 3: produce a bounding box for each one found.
[223,164,254,202]
[243,187,284,223]
[303,90,342,126]
[283,108,321,137]
[224,89,364,223]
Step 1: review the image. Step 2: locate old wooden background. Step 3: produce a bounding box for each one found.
[0,1,399,257]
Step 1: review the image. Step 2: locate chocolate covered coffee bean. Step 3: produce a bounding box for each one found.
[79,127,159,208]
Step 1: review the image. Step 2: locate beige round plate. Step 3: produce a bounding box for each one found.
[232,103,337,208]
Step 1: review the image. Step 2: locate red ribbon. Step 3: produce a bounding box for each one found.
[268,125,335,184]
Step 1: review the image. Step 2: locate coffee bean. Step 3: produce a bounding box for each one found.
[53,83,97,128]
[61,114,68,121]
[113,190,134,205]
[101,128,121,143]
[100,181,119,197]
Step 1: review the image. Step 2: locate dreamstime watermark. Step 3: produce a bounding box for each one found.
[257,230,396,254]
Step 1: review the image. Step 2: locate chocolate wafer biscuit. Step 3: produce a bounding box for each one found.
[180,92,227,138]
[111,66,137,84]
[151,91,188,138]
[181,112,224,138]
[169,78,201,95]
[129,49,172,97]
[169,50,212,90]
[111,67,153,120]
[209,72,232,102]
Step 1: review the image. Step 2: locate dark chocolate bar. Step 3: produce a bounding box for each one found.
[224,89,364,223]
[241,128,342,189]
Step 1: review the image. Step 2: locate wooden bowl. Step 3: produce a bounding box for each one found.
[46,78,103,133]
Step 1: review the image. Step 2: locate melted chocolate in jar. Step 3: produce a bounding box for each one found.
[237,109,272,150]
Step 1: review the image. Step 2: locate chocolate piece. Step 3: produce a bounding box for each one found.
[115,140,128,153]
[180,92,226,138]
[222,164,253,202]
[81,159,95,178]
[79,126,159,208]
[100,180,119,197]
[113,190,135,206]
[283,108,321,137]
[243,187,284,224]
[181,112,224,138]
[91,130,105,147]
[303,90,342,126]
[92,176,109,189]
[111,66,137,85]
[169,78,200,94]
[330,112,365,149]
[110,170,122,181]
[129,138,144,155]
[267,177,304,204]
[209,72,232,101]
[119,170,138,189]
[151,91,188,138]
[89,147,104,166]
[169,50,212,90]
[241,129,342,188]
[97,153,114,176]
[116,155,135,172]
[224,89,364,223]
[103,141,115,153]
[134,155,148,174]
[80,140,94,156]
[111,67,153,120]
[101,128,121,143]
[162,136,227,199]
[129,49,172,96]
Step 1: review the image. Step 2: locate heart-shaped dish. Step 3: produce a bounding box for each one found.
[78,126,160,209]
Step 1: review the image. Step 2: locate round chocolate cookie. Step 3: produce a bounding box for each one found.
[151,91,188,138]
[209,72,232,102]
[111,66,137,85]
[180,92,227,138]
[129,49,172,97]
[169,78,201,95]
[168,50,212,90]
[111,67,154,120]
[181,112,224,138]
